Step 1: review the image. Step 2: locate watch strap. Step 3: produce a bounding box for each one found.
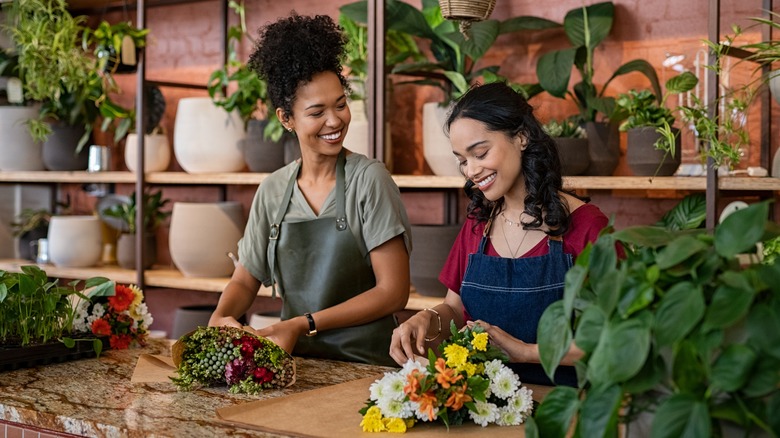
[304,312,317,336]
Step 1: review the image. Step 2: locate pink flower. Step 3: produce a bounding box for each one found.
[253,367,274,384]
[225,358,251,385]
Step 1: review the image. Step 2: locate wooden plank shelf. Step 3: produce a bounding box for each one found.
[0,259,442,311]
[2,171,780,191]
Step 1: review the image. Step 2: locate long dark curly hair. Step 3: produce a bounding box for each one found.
[248,13,350,118]
[445,82,579,237]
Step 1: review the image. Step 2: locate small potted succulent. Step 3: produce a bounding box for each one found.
[101,189,171,270]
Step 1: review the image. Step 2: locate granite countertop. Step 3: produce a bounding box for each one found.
[0,339,394,437]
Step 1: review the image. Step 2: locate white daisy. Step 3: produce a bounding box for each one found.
[496,406,524,426]
[484,359,504,379]
[378,398,415,419]
[401,358,427,376]
[469,400,499,427]
[382,372,408,401]
[507,386,534,416]
[490,366,520,400]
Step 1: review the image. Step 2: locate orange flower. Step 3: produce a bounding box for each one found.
[404,369,423,398]
[417,391,438,421]
[445,382,472,411]
[108,285,135,313]
[434,357,462,389]
[109,334,132,349]
[91,318,112,336]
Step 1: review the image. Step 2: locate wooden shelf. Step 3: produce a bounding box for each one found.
[0,259,442,311]
[2,171,780,191]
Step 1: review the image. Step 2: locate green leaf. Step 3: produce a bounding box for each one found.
[593,268,623,316]
[94,338,103,358]
[746,304,780,360]
[715,202,768,258]
[701,282,754,333]
[538,301,572,381]
[587,315,651,387]
[655,235,708,269]
[524,416,540,438]
[564,2,614,49]
[563,264,586,317]
[603,59,662,103]
[654,282,705,346]
[0,283,7,303]
[617,281,654,318]
[574,306,606,354]
[623,351,666,394]
[665,71,699,95]
[385,0,439,41]
[589,234,618,282]
[578,384,622,438]
[656,194,706,231]
[651,394,711,438]
[612,226,675,248]
[454,19,499,61]
[742,355,780,398]
[499,16,561,33]
[537,48,577,98]
[711,344,757,392]
[61,337,75,348]
[534,386,580,438]
[672,340,707,395]
[767,393,780,436]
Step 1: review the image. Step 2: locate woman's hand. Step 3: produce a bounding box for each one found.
[255,317,308,354]
[389,310,434,365]
[208,315,243,329]
[468,320,537,364]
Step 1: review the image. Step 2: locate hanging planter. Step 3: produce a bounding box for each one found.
[438,0,497,34]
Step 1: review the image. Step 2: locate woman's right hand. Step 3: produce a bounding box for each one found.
[389,310,434,365]
[208,314,243,329]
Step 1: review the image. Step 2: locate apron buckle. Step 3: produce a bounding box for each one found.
[336,217,347,231]
[269,224,280,240]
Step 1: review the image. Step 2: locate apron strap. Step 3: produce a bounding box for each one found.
[268,149,348,298]
[478,204,499,254]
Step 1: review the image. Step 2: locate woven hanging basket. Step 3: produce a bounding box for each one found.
[438,0,496,21]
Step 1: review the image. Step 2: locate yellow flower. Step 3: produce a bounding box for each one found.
[383,417,407,433]
[404,418,415,429]
[128,284,144,318]
[361,408,386,432]
[471,332,488,351]
[365,406,383,419]
[444,344,469,368]
[458,362,477,377]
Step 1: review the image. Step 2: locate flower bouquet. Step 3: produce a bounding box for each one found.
[70,283,153,352]
[360,322,534,433]
[171,326,296,394]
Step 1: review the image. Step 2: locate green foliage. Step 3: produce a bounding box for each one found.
[655,194,706,231]
[341,0,554,105]
[9,208,51,237]
[535,201,780,437]
[101,189,171,235]
[536,2,662,123]
[0,266,113,346]
[81,20,148,73]
[543,117,586,139]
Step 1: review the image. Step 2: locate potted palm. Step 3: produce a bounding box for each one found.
[535,1,663,176]
[101,190,171,270]
[529,200,780,438]
[543,117,589,176]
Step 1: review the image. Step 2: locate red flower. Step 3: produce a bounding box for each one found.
[109,334,133,350]
[108,285,135,313]
[91,318,112,336]
[252,367,274,384]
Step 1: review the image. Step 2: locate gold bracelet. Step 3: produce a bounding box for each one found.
[422,308,441,342]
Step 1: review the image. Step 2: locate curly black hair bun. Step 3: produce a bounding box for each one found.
[248,12,349,116]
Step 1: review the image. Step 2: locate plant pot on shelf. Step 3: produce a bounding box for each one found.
[47,216,103,268]
[116,233,157,270]
[17,226,48,261]
[242,119,286,172]
[173,97,246,173]
[42,122,90,171]
[410,225,462,297]
[125,132,171,173]
[168,202,244,278]
[626,126,682,176]
[342,99,370,157]
[423,102,460,176]
[553,137,589,176]
[583,121,620,176]
[0,106,44,171]
[769,69,780,106]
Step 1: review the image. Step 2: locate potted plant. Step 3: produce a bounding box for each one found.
[528,200,780,437]
[119,85,170,173]
[0,266,114,369]
[203,0,290,173]
[543,117,589,176]
[535,1,663,176]
[10,208,51,261]
[82,20,148,74]
[101,189,171,270]
[614,71,699,176]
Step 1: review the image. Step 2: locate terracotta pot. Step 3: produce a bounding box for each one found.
[627,127,681,176]
[410,225,461,297]
[169,202,244,277]
[173,97,245,173]
[554,137,590,176]
[125,133,171,173]
[47,216,102,268]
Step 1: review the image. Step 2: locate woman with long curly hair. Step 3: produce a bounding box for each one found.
[210,13,411,367]
[390,82,608,385]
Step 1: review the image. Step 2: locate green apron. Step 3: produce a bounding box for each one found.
[267,150,397,366]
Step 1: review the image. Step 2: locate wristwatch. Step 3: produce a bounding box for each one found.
[304,312,317,337]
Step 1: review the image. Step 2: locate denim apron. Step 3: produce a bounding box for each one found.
[266,150,396,366]
[460,216,577,386]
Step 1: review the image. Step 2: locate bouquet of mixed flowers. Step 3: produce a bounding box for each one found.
[71,282,153,351]
[171,326,296,395]
[360,322,534,433]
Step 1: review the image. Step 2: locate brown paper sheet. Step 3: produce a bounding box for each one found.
[131,354,177,383]
[216,375,552,437]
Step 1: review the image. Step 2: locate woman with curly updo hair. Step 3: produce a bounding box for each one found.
[210,13,412,367]
[390,82,608,385]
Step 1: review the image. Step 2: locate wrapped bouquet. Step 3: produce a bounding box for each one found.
[171,326,296,394]
[360,322,534,433]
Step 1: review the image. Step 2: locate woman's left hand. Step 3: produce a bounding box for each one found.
[256,317,306,354]
[468,320,537,364]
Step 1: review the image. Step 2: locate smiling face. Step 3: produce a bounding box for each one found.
[279,71,351,158]
[450,117,527,202]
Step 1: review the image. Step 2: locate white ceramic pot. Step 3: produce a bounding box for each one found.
[47,216,103,268]
[422,102,460,176]
[173,97,246,173]
[168,202,244,277]
[769,69,780,106]
[125,132,171,173]
[0,106,44,171]
[342,99,369,157]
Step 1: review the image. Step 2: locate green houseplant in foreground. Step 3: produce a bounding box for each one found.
[528,201,780,438]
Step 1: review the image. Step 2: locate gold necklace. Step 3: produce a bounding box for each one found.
[501,212,523,227]
[500,219,530,258]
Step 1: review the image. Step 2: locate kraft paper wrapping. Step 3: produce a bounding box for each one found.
[131,354,178,383]
[216,376,553,437]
